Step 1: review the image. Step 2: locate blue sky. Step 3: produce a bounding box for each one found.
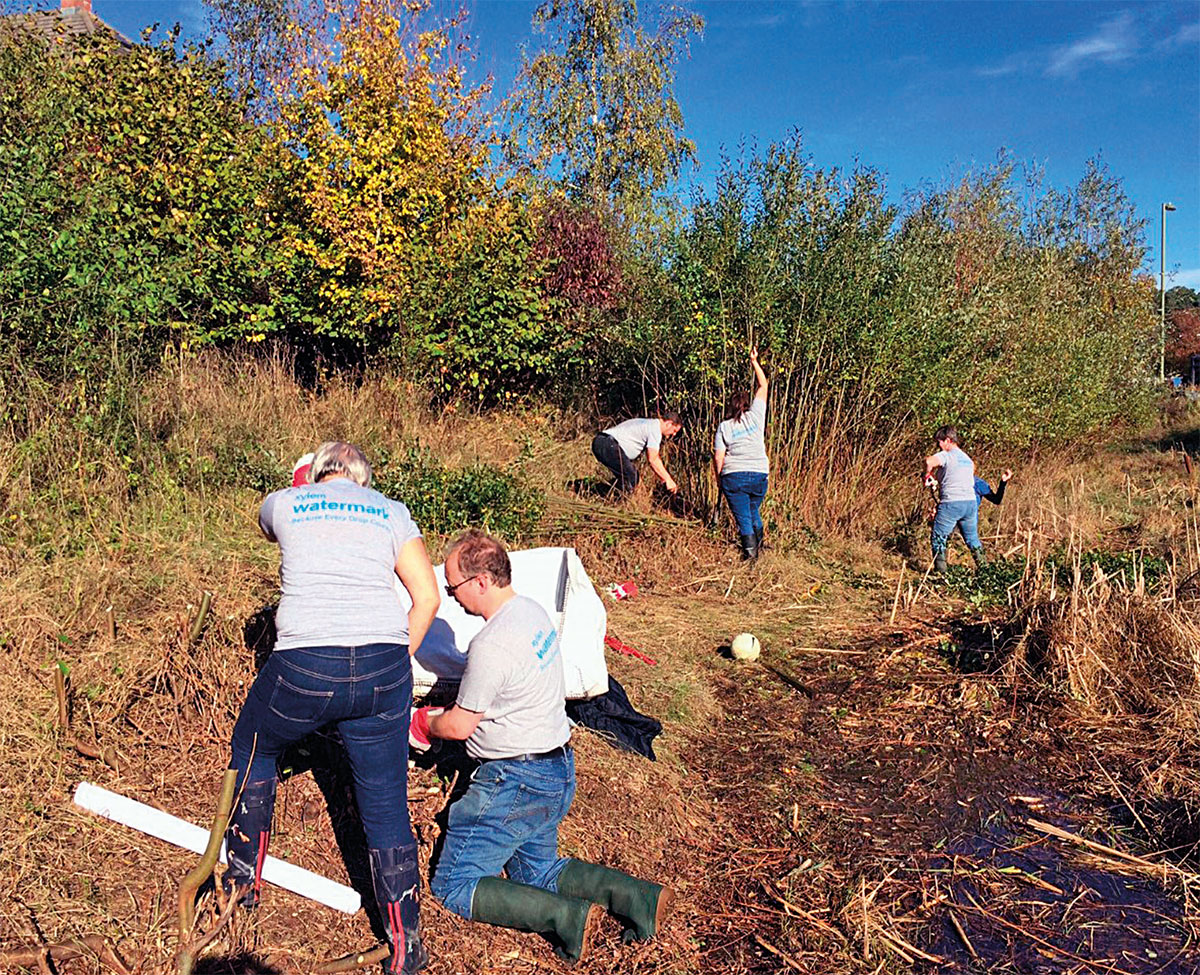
[86,0,1200,288]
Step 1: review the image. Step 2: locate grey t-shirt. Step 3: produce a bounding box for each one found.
[602,417,662,461]
[934,447,976,503]
[456,595,570,761]
[715,397,769,476]
[260,478,422,650]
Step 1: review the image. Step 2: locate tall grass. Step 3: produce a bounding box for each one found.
[0,353,546,560]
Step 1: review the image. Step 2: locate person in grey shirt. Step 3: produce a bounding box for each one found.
[225,442,439,975]
[590,412,682,496]
[924,425,986,574]
[412,531,674,961]
[714,346,769,560]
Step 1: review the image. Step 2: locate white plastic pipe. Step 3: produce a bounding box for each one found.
[73,781,361,914]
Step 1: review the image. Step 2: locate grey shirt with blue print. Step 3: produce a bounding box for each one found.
[456,595,570,761]
[260,478,422,651]
[715,398,769,476]
[933,447,976,503]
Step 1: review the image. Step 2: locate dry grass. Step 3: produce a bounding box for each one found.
[5,357,1200,973]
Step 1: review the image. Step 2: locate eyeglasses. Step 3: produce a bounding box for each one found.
[444,574,481,597]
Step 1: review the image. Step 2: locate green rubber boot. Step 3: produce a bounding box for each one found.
[557,859,675,943]
[471,876,603,961]
[933,550,948,575]
[971,546,987,570]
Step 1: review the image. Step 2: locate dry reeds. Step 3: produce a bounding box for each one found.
[1009,550,1200,720]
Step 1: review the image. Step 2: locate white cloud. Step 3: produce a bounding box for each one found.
[976,51,1037,78]
[1046,11,1138,78]
[1158,21,1200,51]
[1172,268,1200,291]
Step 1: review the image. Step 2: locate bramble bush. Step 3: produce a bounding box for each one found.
[374,445,545,539]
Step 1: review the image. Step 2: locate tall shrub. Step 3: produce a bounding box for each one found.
[0,27,292,385]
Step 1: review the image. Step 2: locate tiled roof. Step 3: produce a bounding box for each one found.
[3,7,132,47]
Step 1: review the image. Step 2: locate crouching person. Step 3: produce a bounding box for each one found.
[411,530,674,960]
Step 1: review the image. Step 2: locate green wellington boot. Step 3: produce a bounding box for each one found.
[556,859,675,943]
[471,876,604,961]
[970,546,987,569]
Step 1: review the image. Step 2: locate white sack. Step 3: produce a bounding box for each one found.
[399,547,608,699]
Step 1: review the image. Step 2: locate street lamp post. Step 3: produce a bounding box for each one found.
[1161,202,1176,382]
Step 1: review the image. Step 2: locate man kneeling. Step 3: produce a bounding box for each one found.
[410,530,673,960]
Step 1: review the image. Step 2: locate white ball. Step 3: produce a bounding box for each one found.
[731,632,761,661]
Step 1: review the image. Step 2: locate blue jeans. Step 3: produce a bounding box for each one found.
[720,471,769,536]
[229,643,415,851]
[431,749,575,918]
[931,499,982,557]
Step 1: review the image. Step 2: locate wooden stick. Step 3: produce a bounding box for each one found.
[183,886,240,957]
[188,591,213,646]
[762,882,847,944]
[1091,756,1150,836]
[105,605,116,644]
[177,769,237,975]
[0,937,131,975]
[54,666,69,731]
[74,739,119,769]
[316,945,391,974]
[1026,818,1198,881]
[752,934,805,972]
[759,661,814,697]
[948,908,978,960]
[889,564,905,625]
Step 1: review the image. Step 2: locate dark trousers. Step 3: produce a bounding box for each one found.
[591,434,639,494]
[229,643,416,851]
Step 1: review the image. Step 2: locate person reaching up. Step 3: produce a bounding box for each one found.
[713,346,769,560]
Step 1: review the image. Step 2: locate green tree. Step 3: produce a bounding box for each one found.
[1165,286,1200,314]
[507,0,703,226]
[0,26,292,383]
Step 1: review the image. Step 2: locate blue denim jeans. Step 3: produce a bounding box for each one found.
[229,643,416,851]
[931,499,982,557]
[720,471,769,536]
[431,749,575,919]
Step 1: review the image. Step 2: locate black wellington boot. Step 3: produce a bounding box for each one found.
[754,524,764,552]
[370,846,429,974]
[223,776,276,908]
[738,534,758,561]
[557,858,675,943]
[471,876,603,961]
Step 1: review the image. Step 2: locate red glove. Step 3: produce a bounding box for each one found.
[409,706,442,752]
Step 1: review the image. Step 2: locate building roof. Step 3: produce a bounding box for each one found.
[3,2,132,48]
